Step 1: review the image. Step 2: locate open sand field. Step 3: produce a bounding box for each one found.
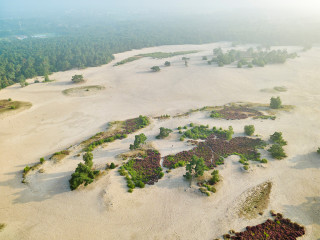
[0,42,319,240]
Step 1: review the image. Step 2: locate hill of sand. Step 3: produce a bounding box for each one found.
[0,42,319,239]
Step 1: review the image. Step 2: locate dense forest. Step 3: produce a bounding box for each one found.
[0,15,319,89]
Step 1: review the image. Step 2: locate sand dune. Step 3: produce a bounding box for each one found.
[0,43,319,239]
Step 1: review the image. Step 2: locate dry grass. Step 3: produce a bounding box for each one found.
[237,181,272,219]
[62,85,105,96]
[0,99,32,115]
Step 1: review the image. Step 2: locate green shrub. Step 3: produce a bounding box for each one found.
[270,132,287,146]
[71,74,84,83]
[40,158,45,164]
[244,125,255,136]
[130,133,147,150]
[10,105,16,109]
[317,148,320,154]
[209,170,220,185]
[177,126,182,130]
[159,172,164,178]
[128,188,133,193]
[156,127,173,139]
[8,98,12,101]
[243,165,249,170]
[261,158,268,163]
[24,166,31,173]
[268,144,287,159]
[180,137,185,141]
[164,61,171,66]
[69,163,99,190]
[136,181,145,188]
[202,56,208,60]
[109,162,116,169]
[270,96,282,109]
[151,66,160,72]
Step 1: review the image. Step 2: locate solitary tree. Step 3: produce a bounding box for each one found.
[44,74,50,82]
[71,74,84,83]
[270,96,282,109]
[184,155,207,180]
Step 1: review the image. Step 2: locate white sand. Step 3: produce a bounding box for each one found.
[0,42,319,239]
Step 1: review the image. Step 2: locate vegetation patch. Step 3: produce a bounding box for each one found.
[119,149,163,192]
[156,127,173,139]
[210,106,263,120]
[69,152,100,190]
[0,223,5,232]
[62,85,105,96]
[153,114,170,120]
[50,150,70,162]
[237,181,272,219]
[223,212,305,239]
[164,126,266,169]
[208,47,297,68]
[0,99,32,115]
[83,115,149,152]
[114,50,199,66]
[22,157,46,183]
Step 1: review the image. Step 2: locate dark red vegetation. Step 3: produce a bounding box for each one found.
[163,134,265,169]
[227,213,305,240]
[123,149,163,185]
[215,106,263,120]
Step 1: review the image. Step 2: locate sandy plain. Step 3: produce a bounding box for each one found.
[0,42,319,240]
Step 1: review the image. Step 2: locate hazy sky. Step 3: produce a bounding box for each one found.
[1,0,320,19]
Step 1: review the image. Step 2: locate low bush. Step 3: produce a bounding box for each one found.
[130,133,147,150]
[156,127,172,139]
[270,132,287,146]
[151,66,160,72]
[244,125,255,136]
[269,144,287,159]
[270,96,282,109]
[40,158,45,164]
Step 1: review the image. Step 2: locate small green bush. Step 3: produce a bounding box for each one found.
[109,162,116,169]
[128,188,133,193]
[270,96,282,109]
[268,144,287,159]
[8,98,12,101]
[317,148,320,154]
[270,132,287,146]
[151,66,160,72]
[23,166,31,173]
[180,137,185,141]
[243,165,249,170]
[244,125,255,136]
[261,158,268,163]
[40,158,45,164]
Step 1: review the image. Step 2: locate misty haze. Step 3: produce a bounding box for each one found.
[0,1,319,239]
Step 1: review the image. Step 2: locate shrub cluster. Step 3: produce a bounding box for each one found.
[182,125,234,141]
[268,132,287,159]
[69,152,99,190]
[130,133,147,150]
[156,127,172,139]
